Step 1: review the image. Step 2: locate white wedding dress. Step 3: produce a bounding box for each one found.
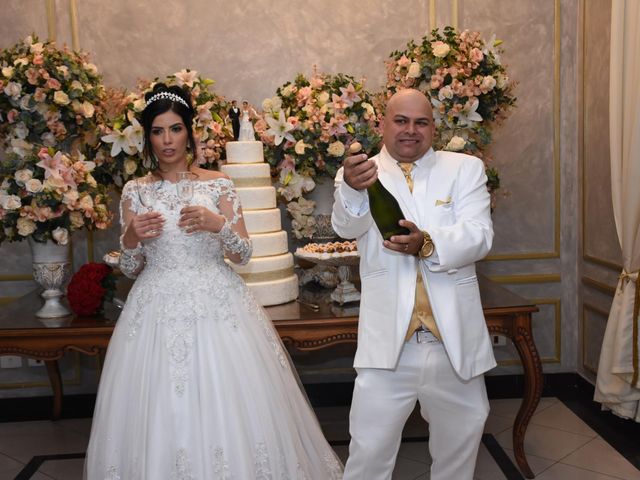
[238,109,256,141]
[84,178,342,480]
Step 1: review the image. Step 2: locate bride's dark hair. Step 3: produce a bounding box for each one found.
[141,83,197,171]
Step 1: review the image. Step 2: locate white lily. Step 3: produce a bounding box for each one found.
[430,98,453,129]
[456,98,483,127]
[482,34,502,64]
[266,110,295,146]
[124,117,144,153]
[174,69,198,88]
[102,128,135,156]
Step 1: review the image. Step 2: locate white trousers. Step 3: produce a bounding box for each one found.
[343,336,489,480]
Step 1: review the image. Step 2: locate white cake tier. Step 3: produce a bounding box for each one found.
[229,252,293,276]
[243,208,281,233]
[221,163,271,188]
[226,141,264,164]
[236,186,277,210]
[246,274,299,306]
[250,231,289,257]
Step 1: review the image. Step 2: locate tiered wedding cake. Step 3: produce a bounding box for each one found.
[221,141,299,306]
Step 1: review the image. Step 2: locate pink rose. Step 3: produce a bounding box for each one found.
[37,147,50,160]
[310,76,324,89]
[33,88,46,102]
[46,78,61,90]
[7,109,19,123]
[397,55,411,68]
[470,48,484,63]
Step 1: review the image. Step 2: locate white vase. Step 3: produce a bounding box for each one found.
[28,237,72,318]
[306,176,338,241]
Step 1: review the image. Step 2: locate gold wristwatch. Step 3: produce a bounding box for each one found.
[418,230,435,258]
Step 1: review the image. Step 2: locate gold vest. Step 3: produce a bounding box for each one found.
[398,162,441,342]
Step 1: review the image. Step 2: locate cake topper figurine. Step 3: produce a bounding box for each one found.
[227,99,241,140]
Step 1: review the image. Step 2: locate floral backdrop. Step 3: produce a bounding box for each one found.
[0,27,516,246]
[256,68,382,239]
[385,26,517,198]
[0,36,112,245]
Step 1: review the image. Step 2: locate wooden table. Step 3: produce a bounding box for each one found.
[0,276,541,478]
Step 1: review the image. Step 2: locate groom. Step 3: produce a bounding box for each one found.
[332,89,496,479]
[228,100,240,140]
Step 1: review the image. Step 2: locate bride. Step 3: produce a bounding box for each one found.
[84,84,343,479]
[238,100,256,141]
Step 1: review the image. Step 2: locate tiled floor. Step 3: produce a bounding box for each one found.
[0,397,638,479]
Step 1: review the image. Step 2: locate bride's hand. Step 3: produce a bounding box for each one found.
[123,212,164,247]
[179,206,225,234]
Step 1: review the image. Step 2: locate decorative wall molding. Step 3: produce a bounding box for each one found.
[485,0,561,261]
[0,352,82,390]
[0,275,32,281]
[69,0,79,50]
[429,0,436,31]
[580,0,621,272]
[582,303,609,374]
[487,274,561,284]
[45,0,56,42]
[497,298,561,366]
[582,276,617,296]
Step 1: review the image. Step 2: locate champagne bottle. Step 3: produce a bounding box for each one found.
[349,142,410,241]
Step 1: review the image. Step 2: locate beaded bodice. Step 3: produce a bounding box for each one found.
[120,177,251,279]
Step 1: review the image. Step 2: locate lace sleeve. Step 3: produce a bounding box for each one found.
[213,178,252,265]
[118,181,145,278]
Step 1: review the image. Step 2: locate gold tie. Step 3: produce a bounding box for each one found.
[399,162,414,193]
[398,162,442,342]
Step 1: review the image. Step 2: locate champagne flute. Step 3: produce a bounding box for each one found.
[136,178,156,213]
[176,171,194,206]
[136,178,158,235]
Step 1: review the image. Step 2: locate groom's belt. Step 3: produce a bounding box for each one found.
[415,326,440,344]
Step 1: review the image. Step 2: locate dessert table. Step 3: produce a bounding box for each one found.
[0,275,541,478]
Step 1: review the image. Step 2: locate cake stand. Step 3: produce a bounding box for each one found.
[294,250,360,305]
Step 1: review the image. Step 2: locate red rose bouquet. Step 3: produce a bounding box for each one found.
[67,262,116,316]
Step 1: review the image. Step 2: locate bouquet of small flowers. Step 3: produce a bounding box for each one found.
[0,35,105,160]
[386,27,516,194]
[256,68,382,239]
[94,69,233,188]
[0,146,113,245]
[67,262,116,316]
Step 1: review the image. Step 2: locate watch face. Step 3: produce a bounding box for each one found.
[421,240,434,257]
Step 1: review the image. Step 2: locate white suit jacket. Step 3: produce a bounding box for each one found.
[331,147,496,380]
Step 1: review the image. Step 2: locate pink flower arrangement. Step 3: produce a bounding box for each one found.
[0,146,113,245]
[0,35,105,162]
[94,70,233,189]
[386,27,516,195]
[256,68,382,239]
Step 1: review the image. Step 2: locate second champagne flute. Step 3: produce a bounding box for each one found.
[136,178,159,235]
[176,171,194,206]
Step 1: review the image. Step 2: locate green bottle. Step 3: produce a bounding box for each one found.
[367,179,411,240]
[348,141,410,241]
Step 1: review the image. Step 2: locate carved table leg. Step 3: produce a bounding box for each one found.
[45,360,63,420]
[511,314,544,478]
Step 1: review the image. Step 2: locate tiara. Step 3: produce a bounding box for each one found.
[145,91,190,109]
